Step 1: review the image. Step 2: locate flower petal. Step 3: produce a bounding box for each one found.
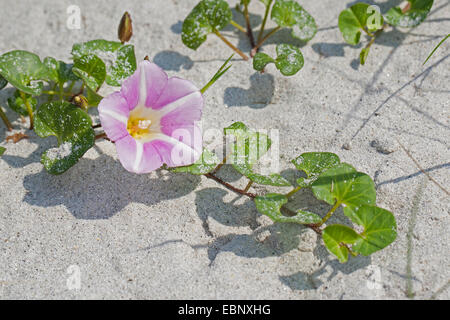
[153,125,202,167]
[120,61,168,110]
[160,91,203,126]
[98,92,129,141]
[115,135,163,174]
[153,77,200,110]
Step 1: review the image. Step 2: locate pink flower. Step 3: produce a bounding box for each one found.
[98,61,203,173]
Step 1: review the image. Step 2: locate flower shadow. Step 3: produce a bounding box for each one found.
[224,72,274,108]
[22,151,201,220]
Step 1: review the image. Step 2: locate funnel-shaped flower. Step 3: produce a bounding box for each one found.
[98,61,203,173]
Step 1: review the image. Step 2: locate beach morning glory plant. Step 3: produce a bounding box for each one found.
[98,60,203,173]
[0,11,398,264]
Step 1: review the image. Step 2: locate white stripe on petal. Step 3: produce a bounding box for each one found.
[133,141,144,172]
[100,109,128,124]
[158,91,201,116]
[138,63,147,107]
[152,133,200,158]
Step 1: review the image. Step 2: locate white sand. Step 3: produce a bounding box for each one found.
[0,0,448,299]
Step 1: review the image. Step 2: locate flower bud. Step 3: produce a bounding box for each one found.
[118,12,133,44]
[73,95,89,111]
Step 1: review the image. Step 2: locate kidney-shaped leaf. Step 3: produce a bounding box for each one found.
[311,163,376,225]
[224,122,290,186]
[34,101,94,174]
[72,40,137,86]
[43,57,79,84]
[322,224,360,263]
[72,54,106,92]
[338,3,384,45]
[182,0,232,50]
[352,205,397,256]
[0,50,50,95]
[385,0,433,27]
[271,0,317,41]
[255,193,321,224]
[292,152,340,187]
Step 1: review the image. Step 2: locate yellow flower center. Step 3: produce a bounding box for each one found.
[127,117,152,139]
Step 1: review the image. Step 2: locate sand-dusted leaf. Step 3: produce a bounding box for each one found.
[311,163,376,225]
[170,149,220,175]
[385,0,433,28]
[338,3,384,45]
[352,205,397,256]
[254,193,320,224]
[271,0,317,41]
[182,0,232,50]
[7,90,37,116]
[0,146,5,156]
[236,164,291,186]
[43,57,79,84]
[0,50,51,95]
[255,44,304,75]
[0,75,7,90]
[322,224,360,263]
[72,39,137,86]
[274,44,304,76]
[292,152,340,187]
[253,52,275,71]
[34,101,94,174]
[72,54,106,92]
[225,122,290,186]
[224,121,271,164]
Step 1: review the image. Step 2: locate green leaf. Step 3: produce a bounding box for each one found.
[7,90,37,116]
[254,44,304,76]
[169,149,220,175]
[182,0,232,50]
[271,0,317,41]
[322,224,360,263]
[72,54,106,92]
[235,164,291,186]
[224,122,290,186]
[43,57,79,84]
[292,152,340,187]
[253,52,275,72]
[360,47,370,65]
[338,3,384,45]
[86,87,103,107]
[72,39,137,86]
[385,0,433,28]
[0,74,7,90]
[254,193,320,224]
[274,44,304,76]
[0,50,51,95]
[34,101,94,174]
[311,163,376,225]
[0,146,5,156]
[352,205,397,256]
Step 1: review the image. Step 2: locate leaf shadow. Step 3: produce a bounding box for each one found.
[224,72,274,108]
[280,238,372,291]
[22,150,201,220]
[153,50,194,71]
